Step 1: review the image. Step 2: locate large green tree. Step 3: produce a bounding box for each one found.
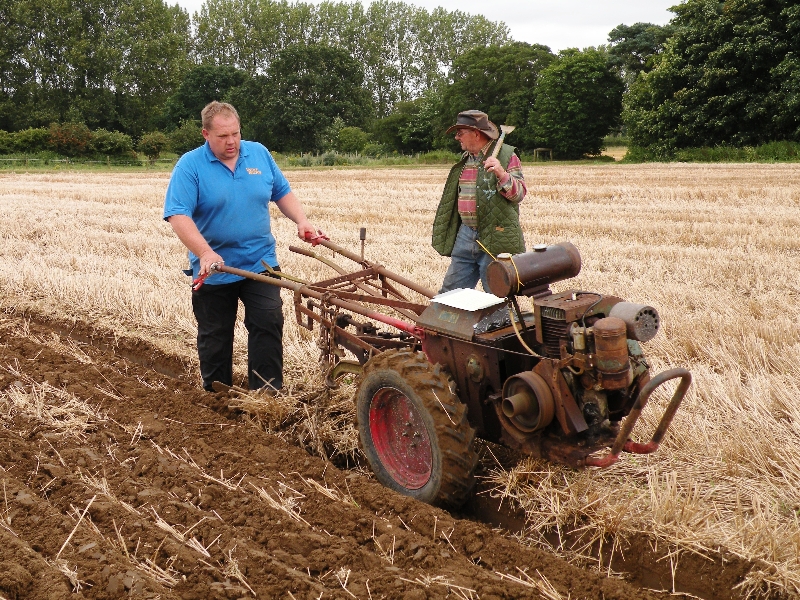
[229,43,372,152]
[370,91,441,153]
[0,0,33,130]
[1,0,191,134]
[530,48,624,159]
[195,0,295,72]
[160,65,248,130]
[112,0,194,135]
[607,22,674,85]
[440,42,555,151]
[624,0,800,156]
[194,0,509,118]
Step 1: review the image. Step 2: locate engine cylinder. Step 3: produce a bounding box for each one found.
[593,317,631,390]
[486,242,581,298]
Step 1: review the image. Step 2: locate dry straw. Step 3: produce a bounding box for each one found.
[2,164,800,596]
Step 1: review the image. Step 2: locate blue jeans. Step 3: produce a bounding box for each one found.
[439,224,494,294]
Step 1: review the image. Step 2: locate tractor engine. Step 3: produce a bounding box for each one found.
[483,243,661,451]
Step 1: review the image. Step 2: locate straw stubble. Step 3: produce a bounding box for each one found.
[2,163,800,596]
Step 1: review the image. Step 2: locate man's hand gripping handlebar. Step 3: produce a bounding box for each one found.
[303,230,330,246]
[190,261,223,291]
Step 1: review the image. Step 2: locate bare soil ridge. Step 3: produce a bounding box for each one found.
[0,310,762,599]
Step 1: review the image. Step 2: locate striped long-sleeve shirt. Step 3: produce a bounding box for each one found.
[457,148,526,229]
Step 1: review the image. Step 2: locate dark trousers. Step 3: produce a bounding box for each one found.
[191,273,283,392]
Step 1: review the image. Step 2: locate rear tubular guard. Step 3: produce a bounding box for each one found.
[585,368,692,468]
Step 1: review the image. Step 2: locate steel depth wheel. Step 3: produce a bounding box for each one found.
[355,349,477,507]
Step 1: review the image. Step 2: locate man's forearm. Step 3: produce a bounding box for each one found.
[167,215,224,276]
[167,215,214,257]
[498,155,527,203]
[275,192,310,225]
[275,191,321,240]
[485,154,527,203]
[499,172,527,203]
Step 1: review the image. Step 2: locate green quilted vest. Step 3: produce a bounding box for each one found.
[431,143,525,257]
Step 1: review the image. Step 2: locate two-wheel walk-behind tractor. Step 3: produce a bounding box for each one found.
[212,233,691,507]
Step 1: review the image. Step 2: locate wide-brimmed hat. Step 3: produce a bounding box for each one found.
[445,110,499,140]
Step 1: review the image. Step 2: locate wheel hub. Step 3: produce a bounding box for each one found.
[368,386,433,489]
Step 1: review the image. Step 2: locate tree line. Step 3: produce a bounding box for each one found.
[2,0,796,161]
[624,0,800,159]
[1,0,508,139]
[1,0,630,159]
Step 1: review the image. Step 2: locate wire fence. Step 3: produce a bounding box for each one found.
[0,154,452,170]
[0,149,474,170]
[0,156,179,167]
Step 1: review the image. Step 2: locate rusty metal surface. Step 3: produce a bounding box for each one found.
[473,313,537,343]
[535,291,603,325]
[213,244,690,473]
[325,360,363,388]
[289,244,421,320]
[485,242,582,298]
[420,332,504,437]
[416,302,504,341]
[312,238,436,299]
[311,267,382,290]
[304,288,427,314]
[501,371,555,432]
[216,260,428,363]
[498,423,623,468]
[533,360,588,435]
[357,335,414,349]
[594,317,631,390]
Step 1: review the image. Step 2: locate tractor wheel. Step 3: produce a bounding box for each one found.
[355,349,477,507]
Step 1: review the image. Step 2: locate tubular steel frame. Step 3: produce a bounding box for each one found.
[214,238,430,364]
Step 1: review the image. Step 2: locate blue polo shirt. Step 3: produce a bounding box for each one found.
[164,140,291,285]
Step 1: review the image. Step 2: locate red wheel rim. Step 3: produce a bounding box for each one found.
[368,386,433,490]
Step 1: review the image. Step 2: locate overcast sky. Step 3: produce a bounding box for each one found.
[174,0,679,52]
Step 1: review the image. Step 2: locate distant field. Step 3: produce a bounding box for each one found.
[601,146,627,161]
[2,163,800,597]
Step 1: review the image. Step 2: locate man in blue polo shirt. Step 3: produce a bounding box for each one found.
[163,101,323,392]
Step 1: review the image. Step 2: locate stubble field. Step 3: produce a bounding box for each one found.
[0,162,799,599]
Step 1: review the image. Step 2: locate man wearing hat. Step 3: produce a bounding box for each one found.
[432,110,527,294]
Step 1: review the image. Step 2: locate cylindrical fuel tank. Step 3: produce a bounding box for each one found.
[593,316,631,390]
[486,242,581,298]
[608,302,660,342]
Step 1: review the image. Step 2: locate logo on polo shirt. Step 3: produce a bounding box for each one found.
[246,168,262,175]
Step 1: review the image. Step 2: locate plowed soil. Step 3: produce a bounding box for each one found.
[0,310,751,600]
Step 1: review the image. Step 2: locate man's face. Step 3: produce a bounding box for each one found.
[203,113,241,161]
[454,128,484,154]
